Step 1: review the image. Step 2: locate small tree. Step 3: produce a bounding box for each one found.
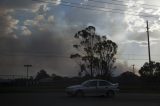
[139,61,160,82]
[35,69,50,80]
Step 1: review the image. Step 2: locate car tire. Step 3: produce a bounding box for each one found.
[106,90,115,98]
[76,90,84,97]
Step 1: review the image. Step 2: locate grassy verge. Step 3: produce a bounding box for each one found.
[0,86,65,93]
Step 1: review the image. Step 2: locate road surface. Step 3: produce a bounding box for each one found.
[0,92,160,106]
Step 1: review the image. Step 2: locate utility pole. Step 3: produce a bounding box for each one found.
[146,20,151,64]
[24,65,32,79]
[132,64,135,74]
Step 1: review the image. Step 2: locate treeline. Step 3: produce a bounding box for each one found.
[0,68,159,86]
[1,69,160,93]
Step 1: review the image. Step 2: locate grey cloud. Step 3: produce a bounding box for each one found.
[63,0,127,38]
[125,29,160,47]
[0,0,37,38]
[0,0,36,9]
[0,15,83,76]
[0,10,19,38]
[127,32,147,41]
[0,0,80,76]
[0,11,9,36]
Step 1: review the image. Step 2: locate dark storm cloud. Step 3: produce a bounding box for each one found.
[0,10,19,38]
[0,0,35,9]
[0,30,69,54]
[0,22,81,76]
[0,0,80,76]
[0,0,38,38]
[0,11,9,37]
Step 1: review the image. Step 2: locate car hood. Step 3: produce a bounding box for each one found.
[67,84,83,89]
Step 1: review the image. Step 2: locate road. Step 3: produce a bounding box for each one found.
[0,92,160,106]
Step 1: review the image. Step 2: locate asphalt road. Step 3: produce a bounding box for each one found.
[0,92,160,106]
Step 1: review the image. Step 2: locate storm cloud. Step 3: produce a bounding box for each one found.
[0,0,35,9]
[1,0,160,77]
[0,0,78,76]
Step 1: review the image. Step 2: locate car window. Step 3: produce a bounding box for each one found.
[99,81,111,86]
[83,81,97,87]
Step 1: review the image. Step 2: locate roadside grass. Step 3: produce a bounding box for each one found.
[0,86,64,93]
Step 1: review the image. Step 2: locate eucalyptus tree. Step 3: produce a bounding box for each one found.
[71,26,118,78]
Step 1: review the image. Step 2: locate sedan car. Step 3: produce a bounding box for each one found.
[66,79,119,97]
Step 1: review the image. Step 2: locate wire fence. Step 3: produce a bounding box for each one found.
[0,75,35,80]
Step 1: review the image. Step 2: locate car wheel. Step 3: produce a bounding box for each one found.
[106,90,115,98]
[76,90,84,97]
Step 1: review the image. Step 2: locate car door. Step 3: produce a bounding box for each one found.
[97,81,111,95]
[83,80,98,96]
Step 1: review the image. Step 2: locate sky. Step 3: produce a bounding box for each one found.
[0,0,160,78]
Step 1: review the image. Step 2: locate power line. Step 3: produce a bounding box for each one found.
[117,54,160,56]
[87,0,159,10]
[62,0,128,13]
[0,53,71,58]
[0,75,26,77]
[33,0,160,18]
[110,0,160,8]
[1,49,160,56]
[1,52,160,57]
[88,0,160,8]
[61,0,158,15]
[0,53,157,56]
[0,53,160,61]
[61,0,160,15]
[60,0,158,18]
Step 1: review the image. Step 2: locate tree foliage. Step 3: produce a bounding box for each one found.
[35,69,50,80]
[71,26,118,78]
[139,61,160,81]
[94,37,117,78]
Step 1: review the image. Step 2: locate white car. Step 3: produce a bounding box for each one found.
[66,79,119,97]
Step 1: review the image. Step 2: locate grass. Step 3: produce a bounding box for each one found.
[0,86,65,93]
